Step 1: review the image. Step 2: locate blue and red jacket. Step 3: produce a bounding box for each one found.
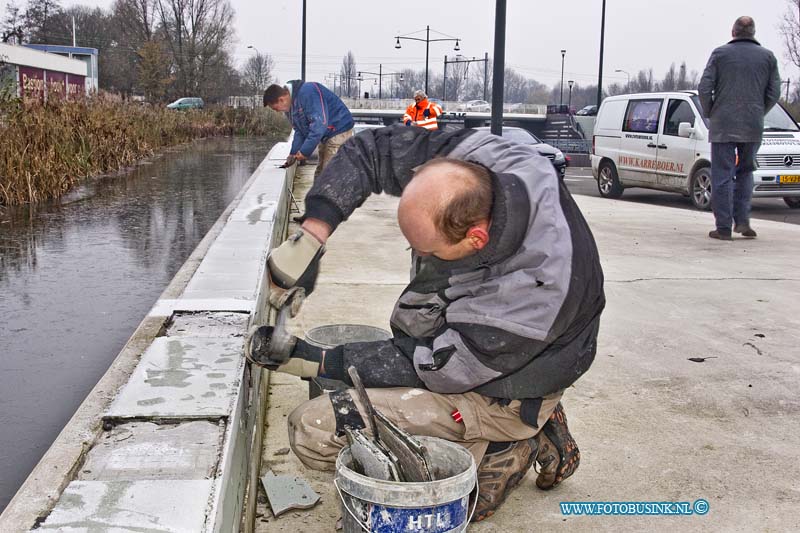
[287,80,354,157]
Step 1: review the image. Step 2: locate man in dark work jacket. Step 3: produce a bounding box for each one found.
[252,125,605,521]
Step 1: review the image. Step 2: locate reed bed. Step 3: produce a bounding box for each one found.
[0,97,289,206]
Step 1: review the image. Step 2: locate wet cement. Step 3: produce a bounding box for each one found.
[0,136,275,512]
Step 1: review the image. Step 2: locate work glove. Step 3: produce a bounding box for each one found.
[280,155,297,168]
[267,229,325,310]
[405,120,412,126]
[423,108,430,118]
[245,326,323,378]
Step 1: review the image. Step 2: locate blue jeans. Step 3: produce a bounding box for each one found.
[710,142,760,233]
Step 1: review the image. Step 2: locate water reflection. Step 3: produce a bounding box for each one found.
[0,136,276,511]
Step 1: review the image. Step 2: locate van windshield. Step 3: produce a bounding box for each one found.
[763,104,799,132]
[691,95,799,132]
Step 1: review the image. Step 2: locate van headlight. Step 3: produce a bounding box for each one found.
[554,150,565,163]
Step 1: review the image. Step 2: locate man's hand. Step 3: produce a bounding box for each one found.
[423,108,430,118]
[267,224,328,310]
[405,120,412,126]
[294,152,307,162]
[245,326,323,378]
[280,155,297,168]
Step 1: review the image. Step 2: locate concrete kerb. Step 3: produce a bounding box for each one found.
[0,141,292,532]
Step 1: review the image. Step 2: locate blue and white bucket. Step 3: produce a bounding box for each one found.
[335,436,478,532]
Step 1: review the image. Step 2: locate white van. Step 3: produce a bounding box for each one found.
[591,91,800,209]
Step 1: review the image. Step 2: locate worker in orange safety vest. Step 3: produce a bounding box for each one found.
[403,90,443,130]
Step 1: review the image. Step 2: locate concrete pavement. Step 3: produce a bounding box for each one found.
[256,165,800,532]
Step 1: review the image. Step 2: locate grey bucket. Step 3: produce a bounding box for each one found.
[305,324,391,348]
[335,436,478,532]
[304,324,391,399]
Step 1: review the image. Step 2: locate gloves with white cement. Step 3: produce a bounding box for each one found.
[245,325,324,378]
[267,229,325,309]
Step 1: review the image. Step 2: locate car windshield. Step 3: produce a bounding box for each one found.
[691,95,798,132]
[503,128,539,144]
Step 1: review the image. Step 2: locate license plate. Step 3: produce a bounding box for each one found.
[779,175,800,183]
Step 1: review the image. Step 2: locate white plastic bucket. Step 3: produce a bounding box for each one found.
[335,436,477,532]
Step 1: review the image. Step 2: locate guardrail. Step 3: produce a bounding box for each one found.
[0,141,294,532]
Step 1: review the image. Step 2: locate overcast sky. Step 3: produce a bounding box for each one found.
[5,0,798,94]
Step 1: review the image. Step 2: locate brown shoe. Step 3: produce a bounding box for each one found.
[734,224,757,238]
[709,229,732,241]
[472,438,539,522]
[535,402,580,490]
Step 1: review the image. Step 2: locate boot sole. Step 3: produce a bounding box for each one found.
[537,405,581,490]
[472,447,538,522]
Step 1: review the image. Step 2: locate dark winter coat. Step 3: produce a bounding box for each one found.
[304,126,605,401]
[698,38,781,143]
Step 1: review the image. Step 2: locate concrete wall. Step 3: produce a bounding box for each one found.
[0,142,293,532]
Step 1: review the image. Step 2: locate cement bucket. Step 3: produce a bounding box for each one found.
[304,324,391,399]
[335,436,477,532]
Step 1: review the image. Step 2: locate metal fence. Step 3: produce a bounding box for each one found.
[548,139,592,153]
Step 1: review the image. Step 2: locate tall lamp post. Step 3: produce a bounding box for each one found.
[301,0,306,81]
[567,80,574,110]
[443,53,490,101]
[597,0,607,106]
[615,69,630,91]
[358,65,403,100]
[560,49,567,106]
[394,26,461,95]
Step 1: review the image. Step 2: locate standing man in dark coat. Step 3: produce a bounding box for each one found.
[699,16,781,240]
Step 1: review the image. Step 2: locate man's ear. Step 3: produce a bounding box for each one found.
[466,225,489,250]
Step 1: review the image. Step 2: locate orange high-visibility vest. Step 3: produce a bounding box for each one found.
[403,99,443,130]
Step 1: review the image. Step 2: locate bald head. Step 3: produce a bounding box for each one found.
[398,159,493,260]
[732,16,755,39]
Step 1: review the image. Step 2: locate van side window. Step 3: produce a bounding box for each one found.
[623,99,662,134]
[664,99,696,136]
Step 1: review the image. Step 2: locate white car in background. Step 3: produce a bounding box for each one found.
[459,100,491,112]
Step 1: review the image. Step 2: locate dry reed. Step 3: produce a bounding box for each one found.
[0,96,289,205]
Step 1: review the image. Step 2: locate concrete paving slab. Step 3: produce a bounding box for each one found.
[79,421,223,481]
[257,164,800,532]
[148,298,254,317]
[166,311,249,338]
[35,480,213,532]
[106,337,244,419]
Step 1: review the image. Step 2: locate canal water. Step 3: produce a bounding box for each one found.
[0,136,275,512]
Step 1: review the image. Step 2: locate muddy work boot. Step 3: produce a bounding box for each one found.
[472,438,539,522]
[535,402,580,490]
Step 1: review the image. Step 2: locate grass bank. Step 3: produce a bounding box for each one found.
[0,97,289,206]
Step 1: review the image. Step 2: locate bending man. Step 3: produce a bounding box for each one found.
[253,125,605,522]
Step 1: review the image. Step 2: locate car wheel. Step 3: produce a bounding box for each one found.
[784,197,800,209]
[597,161,623,199]
[690,167,712,210]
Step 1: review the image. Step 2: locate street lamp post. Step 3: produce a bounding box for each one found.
[615,69,630,91]
[560,49,567,107]
[395,26,460,96]
[568,80,574,110]
[358,65,403,100]
[597,0,607,106]
[443,53,490,101]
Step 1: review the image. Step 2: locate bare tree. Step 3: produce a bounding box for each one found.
[24,0,62,43]
[443,58,469,101]
[1,1,25,44]
[241,53,274,94]
[781,0,800,69]
[339,51,357,97]
[155,0,235,97]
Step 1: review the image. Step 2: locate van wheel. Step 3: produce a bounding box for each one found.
[690,167,712,210]
[597,161,623,199]
[784,197,800,209]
